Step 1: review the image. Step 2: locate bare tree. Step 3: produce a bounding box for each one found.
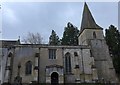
[22,32,43,44]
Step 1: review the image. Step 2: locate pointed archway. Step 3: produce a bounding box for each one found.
[51,72,59,84]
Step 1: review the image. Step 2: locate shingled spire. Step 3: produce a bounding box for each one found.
[80,2,103,34]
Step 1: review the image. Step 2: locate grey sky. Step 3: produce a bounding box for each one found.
[2,2,118,43]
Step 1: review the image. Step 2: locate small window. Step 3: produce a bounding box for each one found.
[8,52,12,57]
[35,53,39,57]
[93,31,96,39]
[90,50,93,57]
[75,65,79,69]
[49,49,56,59]
[74,52,78,56]
[25,61,32,75]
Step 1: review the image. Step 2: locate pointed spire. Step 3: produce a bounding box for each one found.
[80,2,103,34]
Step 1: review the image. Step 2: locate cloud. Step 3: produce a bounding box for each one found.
[2,5,19,25]
[2,2,118,43]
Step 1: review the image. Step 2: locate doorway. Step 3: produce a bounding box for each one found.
[51,72,59,84]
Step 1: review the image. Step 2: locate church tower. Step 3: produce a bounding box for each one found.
[79,2,118,83]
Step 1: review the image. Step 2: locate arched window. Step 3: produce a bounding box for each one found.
[93,31,96,39]
[8,52,12,57]
[74,52,78,56]
[25,61,32,75]
[65,52,71,74]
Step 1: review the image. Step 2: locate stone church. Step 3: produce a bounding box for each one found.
[0,2,119,84]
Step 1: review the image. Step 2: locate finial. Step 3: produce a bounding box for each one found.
[18,36,20,43]
[84,1,88,7]
[18,36,20,40]
[84,0,86,3]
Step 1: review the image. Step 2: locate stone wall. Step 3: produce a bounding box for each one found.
[39,47,63,83]
[78,28,118,83]
[11,47,38,83]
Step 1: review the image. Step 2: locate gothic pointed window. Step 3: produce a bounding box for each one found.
[25,61,32,75]
[93,31,96,39]
[65,52,71,74]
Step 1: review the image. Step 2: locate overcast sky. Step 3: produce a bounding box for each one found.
[1,2,118,43]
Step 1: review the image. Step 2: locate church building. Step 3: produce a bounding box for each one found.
[0,2,119,84]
